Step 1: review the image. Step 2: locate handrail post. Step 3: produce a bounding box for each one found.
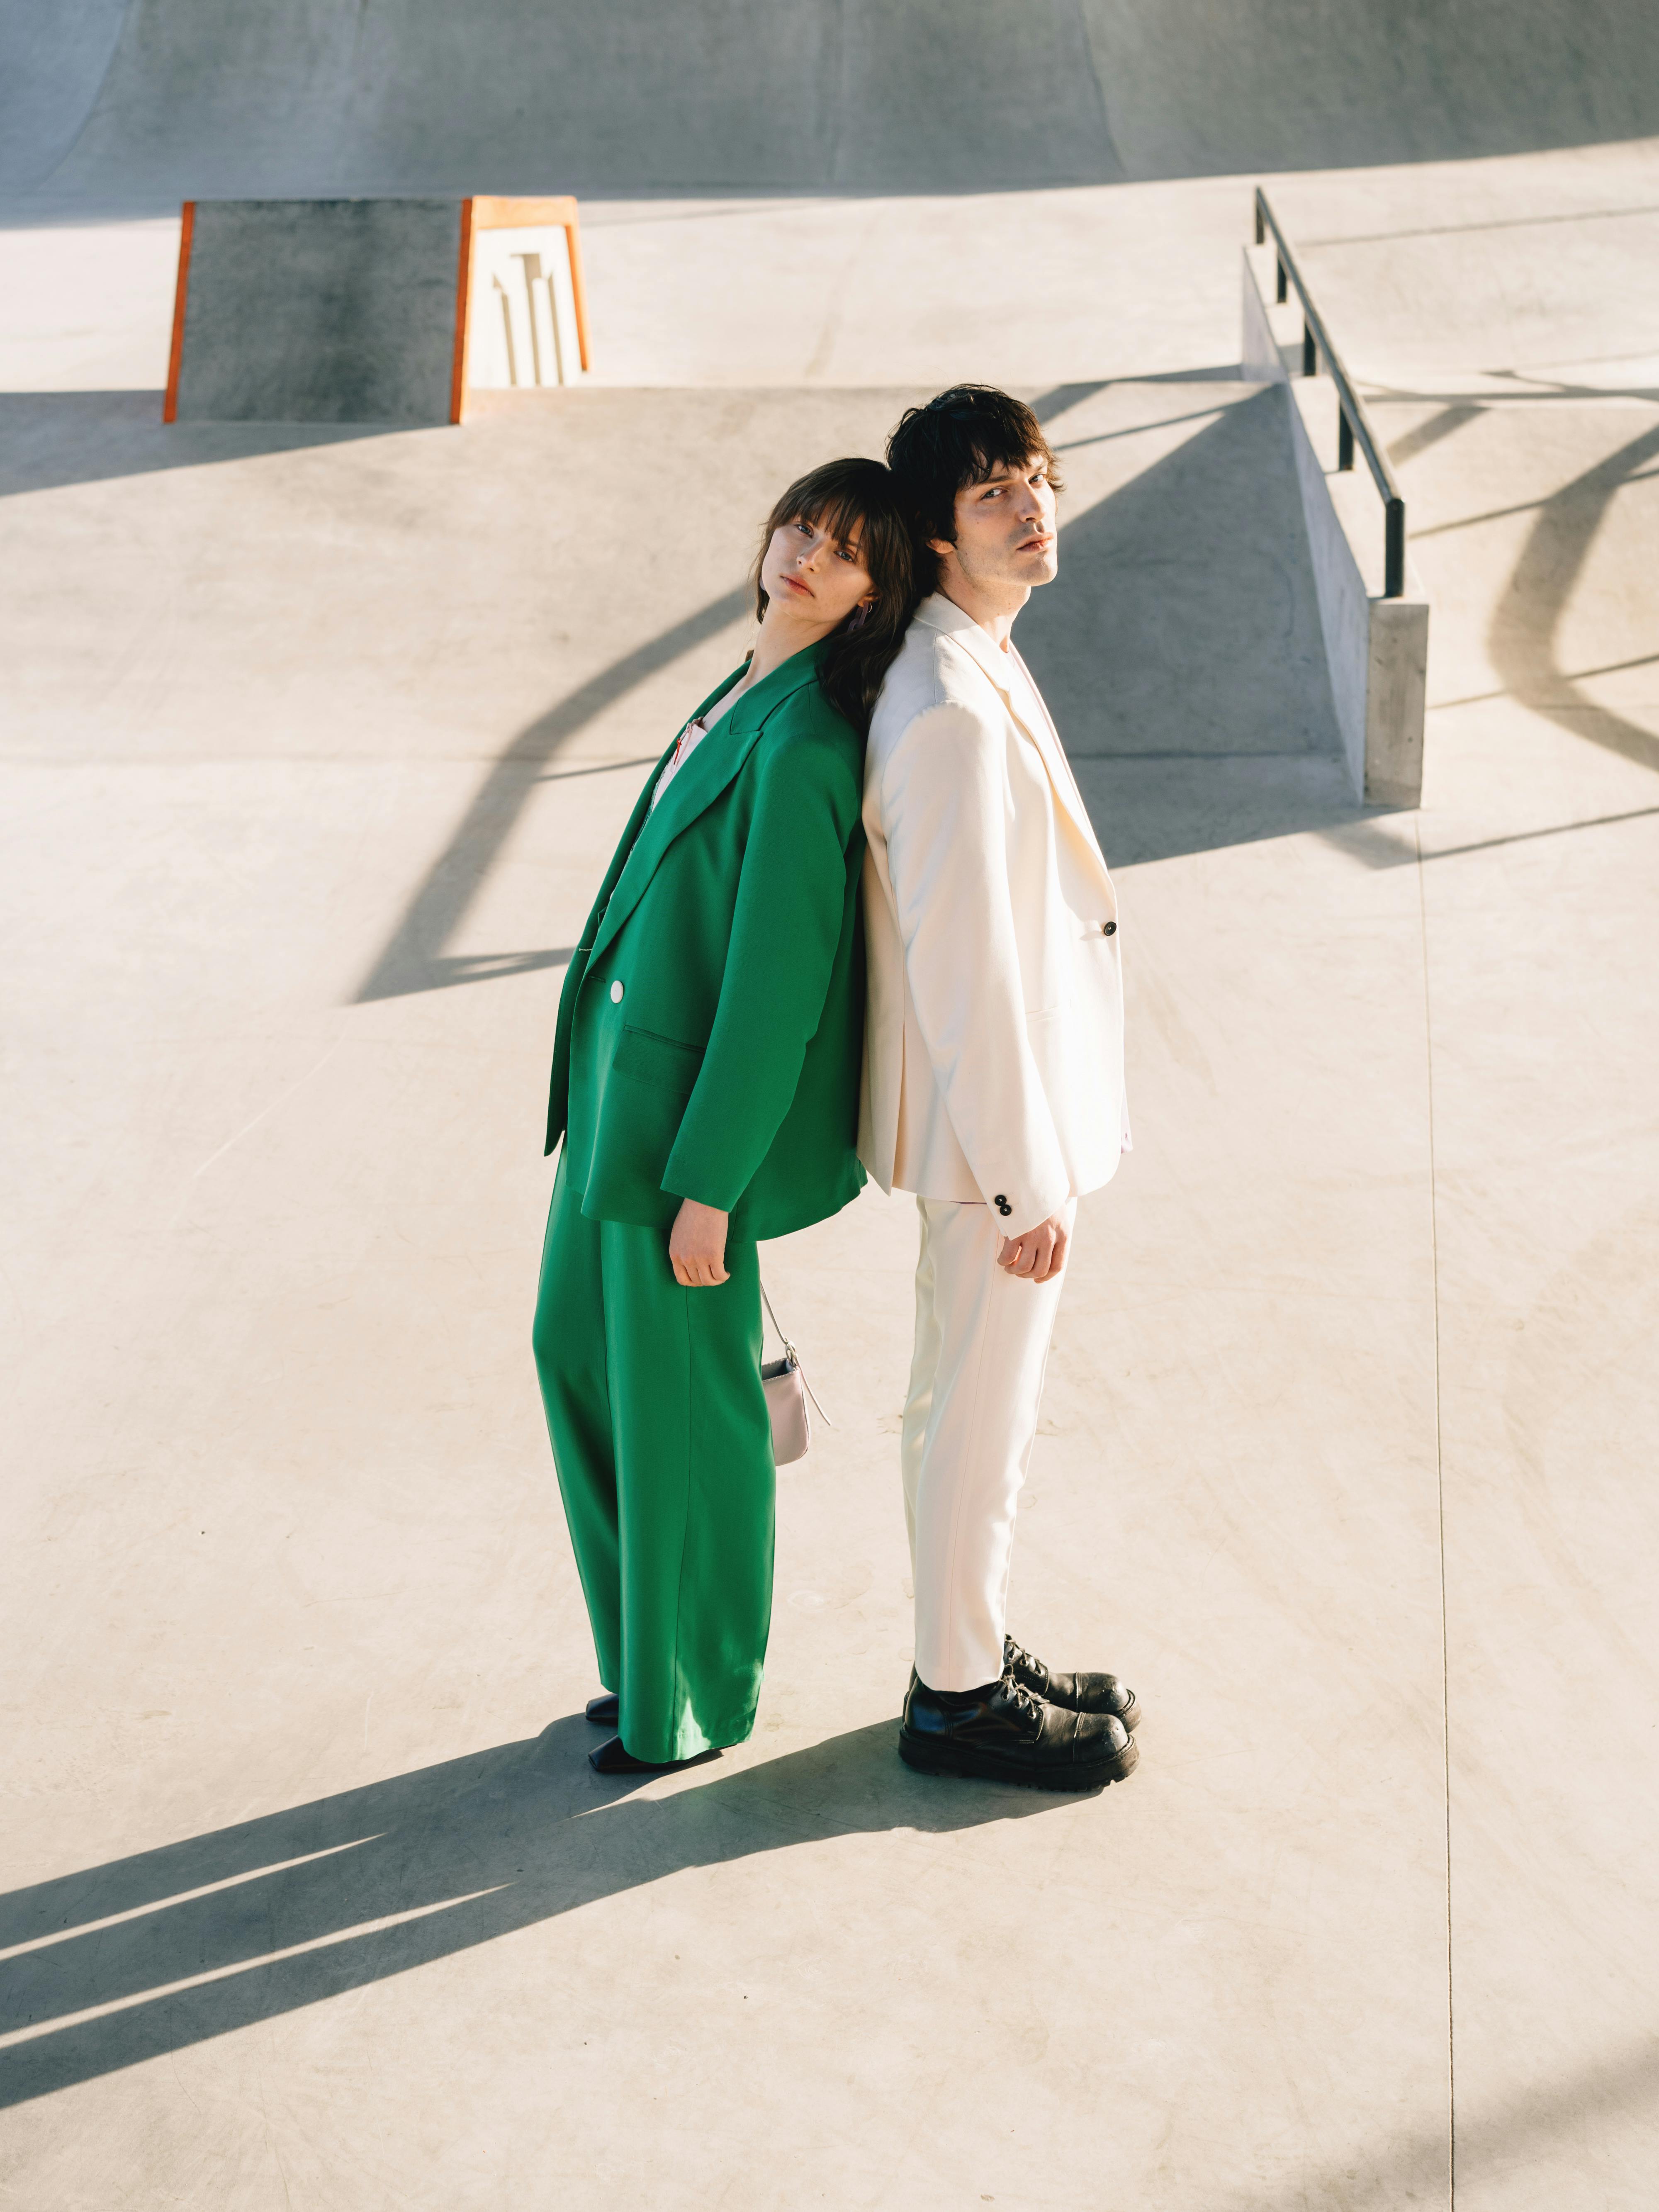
[1255,186,1409,599]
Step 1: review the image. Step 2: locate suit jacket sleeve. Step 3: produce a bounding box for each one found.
[662,719,860,1212]
[878,700,1070,1235]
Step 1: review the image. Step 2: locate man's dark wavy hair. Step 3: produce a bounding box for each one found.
[885,385,1064,593]
[752,457,918,736]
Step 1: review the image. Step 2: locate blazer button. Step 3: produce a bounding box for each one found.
[609,980,624,1003]
[1102,920,1117,935]
[993,1195,1012,1217]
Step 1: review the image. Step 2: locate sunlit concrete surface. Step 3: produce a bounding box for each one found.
[2,377,1455,2207]
[3,2,1659,2200]
[1367,387,1659,2212]
[1301,176,1659,2212]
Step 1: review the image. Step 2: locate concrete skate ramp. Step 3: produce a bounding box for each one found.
[0,0,129,190]
[15,0,1659,204]
[169,200,461,423]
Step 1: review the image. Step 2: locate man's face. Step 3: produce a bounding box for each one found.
[933,453,1058,596]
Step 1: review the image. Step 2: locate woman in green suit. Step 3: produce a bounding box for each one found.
[534,458,916,1774]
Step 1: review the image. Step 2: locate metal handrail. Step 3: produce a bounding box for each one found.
[1253,187,1406,597]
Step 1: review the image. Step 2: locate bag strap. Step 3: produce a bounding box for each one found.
[758,1277,791,1354]
[758,1274,835,1429]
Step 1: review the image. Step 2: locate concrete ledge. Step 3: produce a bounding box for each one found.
[1242,243,1428,805]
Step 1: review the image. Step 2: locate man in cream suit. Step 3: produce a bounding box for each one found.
[863,386,1139,1790]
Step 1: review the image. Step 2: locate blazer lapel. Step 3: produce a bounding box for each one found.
[918,594,1109,876]
[588,645,824,966]
[1005,641,1110,874]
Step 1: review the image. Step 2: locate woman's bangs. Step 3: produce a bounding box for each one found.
[795,485,874,560]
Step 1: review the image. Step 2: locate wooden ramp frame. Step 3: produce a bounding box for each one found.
[450,195,593,423]
[161,195,592,425]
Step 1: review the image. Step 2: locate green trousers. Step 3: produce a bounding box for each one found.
[532,1156,776,1764]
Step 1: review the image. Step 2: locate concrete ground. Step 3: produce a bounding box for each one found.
[2,55,1658,2212]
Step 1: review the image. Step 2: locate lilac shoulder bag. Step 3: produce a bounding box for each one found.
[759,1279,832,1466]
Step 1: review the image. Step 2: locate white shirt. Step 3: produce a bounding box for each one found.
[650,673,749,812]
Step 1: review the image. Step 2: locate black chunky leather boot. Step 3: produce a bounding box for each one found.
[898,1670,1136,1790]
[1004,1635,1141,1733]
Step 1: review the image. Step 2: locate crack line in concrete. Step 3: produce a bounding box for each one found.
[1415,812,1456,2208]
[1299,203,1659,250]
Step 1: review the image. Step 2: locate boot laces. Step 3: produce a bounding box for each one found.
[999,1672,1044,1733]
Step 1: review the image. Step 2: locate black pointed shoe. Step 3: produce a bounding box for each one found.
[585,1691,620,1728]
[1005,1635,1141,1733]
[588,1735,694,1776]
[898,1672,1136,1790]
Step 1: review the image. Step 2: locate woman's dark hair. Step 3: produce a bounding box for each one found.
[885,385,1064,594]
[752,457,918,735]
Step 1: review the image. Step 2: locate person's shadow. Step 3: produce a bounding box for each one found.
[0,1717,1067,2107]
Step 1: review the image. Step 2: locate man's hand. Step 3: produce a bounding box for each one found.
[996,1212,1068,1285]
[669,1198,730,1288]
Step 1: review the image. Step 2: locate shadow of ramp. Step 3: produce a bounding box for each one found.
[1022,388,1339,762]
[0,391,405,499]
[1019,386,1373,865]
[1080,750,1374,870]
[0,1719,1068,2107]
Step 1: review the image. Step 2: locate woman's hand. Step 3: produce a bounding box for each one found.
[669,1198,730,1288]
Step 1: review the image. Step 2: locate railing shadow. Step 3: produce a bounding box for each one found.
[338,368,1388,1006]
[1486,410,1659,776]
[358,375,1380,1002]
[351,586,748,1002]
[0,1718,1065,2108]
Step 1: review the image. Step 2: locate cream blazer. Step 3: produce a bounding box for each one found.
[858,593,1129,1236]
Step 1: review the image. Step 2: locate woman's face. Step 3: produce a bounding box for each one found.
[760,512,877,634]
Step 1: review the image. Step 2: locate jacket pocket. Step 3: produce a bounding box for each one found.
[611,1024,705,1095]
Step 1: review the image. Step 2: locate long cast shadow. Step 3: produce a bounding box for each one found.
[1022,391,1340,762]
[1486,412,1659,775]
[1367,379,1659,774]
[352,586,749,1001]
[0,391,403,499]
[1019,385,1374,867]
[355,377,1379,1003]
[0,1719,1063,2107]
[12,373,1381,1017]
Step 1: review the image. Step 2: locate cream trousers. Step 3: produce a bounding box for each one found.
[901,1194,1077,1691]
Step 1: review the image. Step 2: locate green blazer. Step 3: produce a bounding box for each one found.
[545,643,868,1241]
